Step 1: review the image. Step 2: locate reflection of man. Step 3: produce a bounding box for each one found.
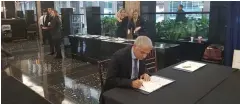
[100,36,153,104]
[45,59,65,104]
[175,4,186,22]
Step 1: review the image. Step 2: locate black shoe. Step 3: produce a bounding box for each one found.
[48,53,54,55]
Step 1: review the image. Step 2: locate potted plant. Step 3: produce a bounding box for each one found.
[195,15,209,38]
[156,20,190,41]
[156,16,209,41]
[101,16,118,37]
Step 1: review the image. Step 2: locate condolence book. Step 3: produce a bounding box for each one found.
[174,61,206,72]
[138,75,175,94]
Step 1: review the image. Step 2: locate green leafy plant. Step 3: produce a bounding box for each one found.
[156,20,190,40]
[195,15,209,38]
[156,16,209,41]
[156,19,177,40]
[101,16,118,36]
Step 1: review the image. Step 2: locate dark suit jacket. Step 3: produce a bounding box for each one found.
[103,45,148,92]
[116,16,129,38]
[49,16,62,39]
[44,13,52,27]
[127,16,146,35]
[175,10,187,22]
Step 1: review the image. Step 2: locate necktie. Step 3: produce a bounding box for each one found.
[133,59,138,79]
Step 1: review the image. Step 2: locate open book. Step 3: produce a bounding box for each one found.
[174,61,206,72]
[138,76,175,94]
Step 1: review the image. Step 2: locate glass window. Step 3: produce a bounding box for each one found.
[87,1,92,7]
[169,1,204,12]
[117,1,123,11]
[53,1,120,34]
[187,1,193,7]
[20,1,36,14]
[156,1,209,22]
[108,2,112,8]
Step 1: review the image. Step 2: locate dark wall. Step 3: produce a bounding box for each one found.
[209,1,230,45]
[5,1,15,18]
[41,1,54,10]
[16,11,24,18]
[140,1,156,41]
[86,7,101,35]
[25,10,35,25]
[1,12,4,18]
[61,8,73,36]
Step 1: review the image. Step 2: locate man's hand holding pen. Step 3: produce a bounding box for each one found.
[131,73,150,88]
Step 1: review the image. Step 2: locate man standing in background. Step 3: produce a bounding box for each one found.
[45,8,54,55]
[175,4,187,23]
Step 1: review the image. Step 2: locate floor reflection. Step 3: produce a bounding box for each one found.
[3,40,101,104]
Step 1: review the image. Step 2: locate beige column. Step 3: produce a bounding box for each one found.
[125,1,140,39]
[36,1,43,44]
[2,1,7,19]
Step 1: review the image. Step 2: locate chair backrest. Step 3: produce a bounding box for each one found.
[145,49,158,73]
[97,59,111,90]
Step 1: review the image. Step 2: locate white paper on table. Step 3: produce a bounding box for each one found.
[116,38,125,41]
[174,61,206,72]
[99,37,109,40]
[139,76,174,93]
[2,25,11,31]
[102,39,111,42]
[91,35,99,38]
[115,41,125,43]
[232,50,240,70]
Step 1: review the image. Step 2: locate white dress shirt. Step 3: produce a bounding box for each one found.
[38,14,46,26]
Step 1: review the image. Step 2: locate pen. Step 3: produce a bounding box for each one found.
[140,80,145,88]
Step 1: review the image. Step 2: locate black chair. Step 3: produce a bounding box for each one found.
[98,59,111,91]
[26,23,37,40]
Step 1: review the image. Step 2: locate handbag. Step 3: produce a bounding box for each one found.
[203,45,223,61]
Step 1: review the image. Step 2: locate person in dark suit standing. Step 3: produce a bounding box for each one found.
[115,8,129,38]
[175,4,187,23]
[128,10,146,39]
[100,36,153,104]
[43,9,62,59]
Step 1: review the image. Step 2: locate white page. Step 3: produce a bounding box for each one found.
[139,76,174,93]
[115,41,125,43]
[232,50,240,70]
[174,61,206,72]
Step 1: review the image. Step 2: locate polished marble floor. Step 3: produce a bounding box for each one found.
[2,40,102,104]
